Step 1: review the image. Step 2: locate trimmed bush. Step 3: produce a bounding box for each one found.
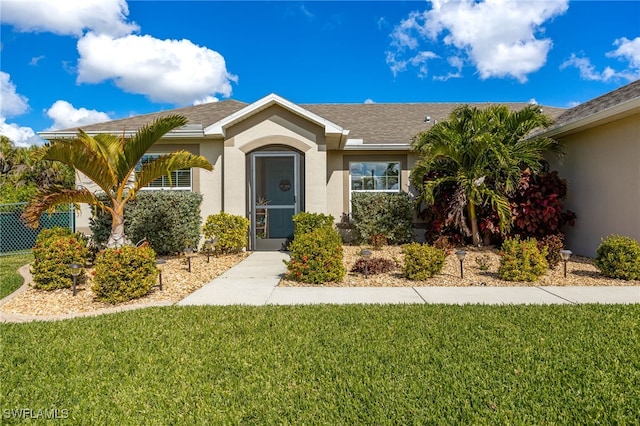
[285,227,345,284]
[92,244,157,303]
[89,191,203,254]
[292,212,334,235]
[202,212,250,254]
[402,243,446,280]
[498,237,548,282]
[595,235,640,281]
[351,257,396,275]
[31,227,88,290]
[351,192,414,245]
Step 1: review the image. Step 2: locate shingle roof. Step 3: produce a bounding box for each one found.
[302,102,564,144]
[54,98,565,145]
[75,99,248,132]
[551,79,640,128]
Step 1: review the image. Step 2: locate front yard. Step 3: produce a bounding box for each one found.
[2,304,639,423]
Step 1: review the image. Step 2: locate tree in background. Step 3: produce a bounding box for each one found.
[0,136,74,203]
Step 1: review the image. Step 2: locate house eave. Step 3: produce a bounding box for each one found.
[540,97,640,138]
[343,139,412,151]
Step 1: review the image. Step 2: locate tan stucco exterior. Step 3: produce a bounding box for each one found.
[548,112,640,256]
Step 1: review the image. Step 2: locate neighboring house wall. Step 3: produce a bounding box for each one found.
[548,113,640,256]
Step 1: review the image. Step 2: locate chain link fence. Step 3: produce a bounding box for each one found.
[0,203,75,256]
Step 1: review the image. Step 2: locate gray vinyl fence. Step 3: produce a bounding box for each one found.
[0,203,75,256]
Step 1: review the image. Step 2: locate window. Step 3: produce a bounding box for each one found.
[136,154,192,190]
[349,161,400,193]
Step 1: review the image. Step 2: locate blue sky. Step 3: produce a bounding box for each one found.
[1,0,639,146]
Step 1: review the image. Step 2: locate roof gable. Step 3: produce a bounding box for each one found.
[204,93,346,138]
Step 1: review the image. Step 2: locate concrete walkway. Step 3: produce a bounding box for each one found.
[178,252,640,306]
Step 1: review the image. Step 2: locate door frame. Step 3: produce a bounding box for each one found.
[248,150,302,251]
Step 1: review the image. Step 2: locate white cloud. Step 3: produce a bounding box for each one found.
[0,0,138,37]
[77,32,237,105]
[364,99,376,104]
[387,0,569,82]
[0,117,43,147]
[607,37,640,69]
[0,72,29,118]
[193,96,219,106]
[561,37,640,82]
[528,98,538,105]
[45,100,111,130]
[560,54,615,81]
[29,55,45,66]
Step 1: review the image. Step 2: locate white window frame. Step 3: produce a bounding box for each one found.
[136,154,192,191]
[349,160,400,194]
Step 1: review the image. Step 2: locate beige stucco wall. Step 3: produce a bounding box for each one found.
[223,105,328,216]
[548,113,640,257]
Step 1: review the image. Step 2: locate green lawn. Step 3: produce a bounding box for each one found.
[2,304,639,424]
[0,253,32,299]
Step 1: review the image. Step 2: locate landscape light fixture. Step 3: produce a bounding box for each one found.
[68,263,82,296]
[183,247,194,272]
[360,249,372,278]
[204,238,215,263]
[560,249,572,278]
[156,259,166,291]
[455,250,467,279]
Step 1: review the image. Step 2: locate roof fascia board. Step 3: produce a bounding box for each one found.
[38,125,205,140]
[204,93,344,137]
[540,97,640,138]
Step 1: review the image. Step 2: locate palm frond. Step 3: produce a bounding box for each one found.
[135,151,213,190]
[22,187,107,228]
[44,136,117,194]
[119,115,189,181]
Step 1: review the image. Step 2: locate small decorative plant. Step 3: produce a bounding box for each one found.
[351,257,396,275]
[475,254,492,271]
[369,234,388,250]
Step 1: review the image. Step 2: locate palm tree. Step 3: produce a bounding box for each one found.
[23,115,213,247]
[411,104,562,246]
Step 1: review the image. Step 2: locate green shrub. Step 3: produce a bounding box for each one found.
[92,244,157,303]
[292,212,334,236]
[402,243,446,280]
[127,191,203,254]
[31,228,88,290]
[351,257,396,275]
[351,192,414,245]
[594,235,640,280]
[285,227,345,284]
[202,212,250,254]
[89,191,203,254]
[498,237,548,282]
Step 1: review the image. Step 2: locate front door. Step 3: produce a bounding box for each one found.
[250,151,301,250]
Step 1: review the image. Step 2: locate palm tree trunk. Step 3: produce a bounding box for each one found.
[468,202,481,246]
[107,203,129,248]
